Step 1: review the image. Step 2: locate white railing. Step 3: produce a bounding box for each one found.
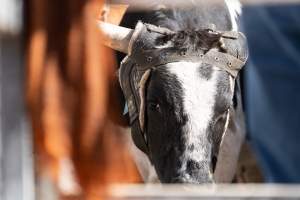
[106,0,300,10]
[109,184,300,199]
[0,0,22,35]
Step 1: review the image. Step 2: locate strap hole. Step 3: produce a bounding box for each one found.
[147,56,153,62]
[180,50,186,56]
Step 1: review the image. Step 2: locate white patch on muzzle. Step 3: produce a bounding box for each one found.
[167,62,218,175]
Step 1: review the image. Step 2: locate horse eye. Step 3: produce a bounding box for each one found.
[148,102,161,112]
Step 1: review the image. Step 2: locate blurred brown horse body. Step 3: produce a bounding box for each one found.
[25,0,139,198]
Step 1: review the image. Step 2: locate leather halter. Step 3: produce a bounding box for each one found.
[119,21,248,156]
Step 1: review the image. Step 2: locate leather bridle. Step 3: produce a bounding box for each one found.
[118,21,248,156]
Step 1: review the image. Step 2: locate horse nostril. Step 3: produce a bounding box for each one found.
[212,155,217,172]
[181,160,215,183]
[186,160,201,172]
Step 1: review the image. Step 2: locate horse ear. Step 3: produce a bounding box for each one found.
[222,32,249,66]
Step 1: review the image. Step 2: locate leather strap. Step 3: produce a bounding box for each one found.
[128,21,248,78]
[119,21,249,156]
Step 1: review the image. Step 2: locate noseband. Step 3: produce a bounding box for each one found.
[119,21,248,157]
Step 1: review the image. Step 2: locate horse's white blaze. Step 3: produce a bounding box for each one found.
[167,62,218,171]
[225,0,242,31]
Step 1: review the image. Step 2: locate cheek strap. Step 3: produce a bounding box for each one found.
[138,69,152,138]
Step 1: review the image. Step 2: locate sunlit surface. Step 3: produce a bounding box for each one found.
[109,184,300,199]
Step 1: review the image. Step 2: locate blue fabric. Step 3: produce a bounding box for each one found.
[123,103,129,115]
[243,5,300,182]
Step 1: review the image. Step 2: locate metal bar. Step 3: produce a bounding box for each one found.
[106,0,300,11]
[0,0,22,35]
[109,184,300,199]
[240,0,300,4]
[0,36,35,200]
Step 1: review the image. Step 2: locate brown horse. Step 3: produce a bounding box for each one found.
[25,1,140,199]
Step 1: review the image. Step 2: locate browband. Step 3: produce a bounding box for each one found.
[127,21,248,78]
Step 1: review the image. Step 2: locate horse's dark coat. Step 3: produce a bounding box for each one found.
[146,67,188,182]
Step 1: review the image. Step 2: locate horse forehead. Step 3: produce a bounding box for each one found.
[165,62,218,131]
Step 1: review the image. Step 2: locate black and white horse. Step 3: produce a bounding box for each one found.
[100,0,247,184]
